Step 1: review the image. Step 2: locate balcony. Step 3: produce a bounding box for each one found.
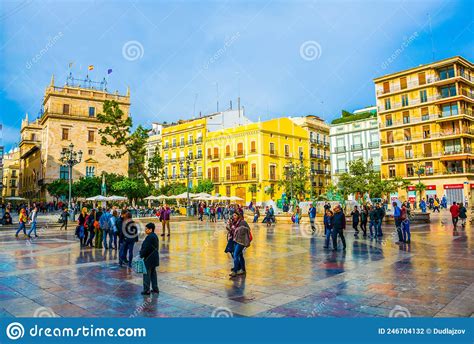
[187,139,194,145]
[351,144,363,151]
[163,144,169,149]
[172,143,177,148]
[170,158,177,163]
[234,150,245,158]
[310,153,321,159]
[335,168,347,174]
[211,154,220,161]
[269,150,277,156]
[335,147,346,153]
[368,141,379,148]
[443,147,472,155]
[380,114,438,128]
[196,137,203,144]
[179,141,185,147]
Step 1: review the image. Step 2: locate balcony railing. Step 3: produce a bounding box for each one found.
[268,174,278,180]
[368,141,379,148]
[196,154,202,159]
[335,147,346,153]
[335,169,347,174]
[187,139,194,145]
[351,144,363,151]
[196,137,203,144]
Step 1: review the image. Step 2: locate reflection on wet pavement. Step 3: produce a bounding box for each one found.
[0,212,472,318]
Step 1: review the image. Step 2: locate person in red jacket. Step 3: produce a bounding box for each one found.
[449,201,460,227]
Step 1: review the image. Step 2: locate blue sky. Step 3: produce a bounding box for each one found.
[1,0,473,150]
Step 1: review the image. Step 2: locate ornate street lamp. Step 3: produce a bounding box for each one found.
[179,156,197,216]
[59,143,82,217]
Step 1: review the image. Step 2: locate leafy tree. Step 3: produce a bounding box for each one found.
[97,100,151,185]
[278,162,309,200]
[102,172,126,194]
[112,178,151,202]
[338,159,377,200]
[46,179,69,200]
[192,179,214,193]
[248,184,257,195]
[72,177,101,198]
[415,182,426,203]
[157,182,187,196]
[341,110,353,118]
[147,150,164,182]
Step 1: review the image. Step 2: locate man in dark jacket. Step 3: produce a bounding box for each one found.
[140,223,159,295]
[332,204,346,251]
[351,206,360,236]
[120,212,139,268]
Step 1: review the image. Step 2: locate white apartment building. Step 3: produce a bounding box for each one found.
[329,106,380,184]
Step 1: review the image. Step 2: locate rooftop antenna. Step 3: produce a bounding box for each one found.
[428,13,435,62]
[214,82,219,112]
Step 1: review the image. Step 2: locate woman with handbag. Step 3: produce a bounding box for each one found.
[228,212,251,277]
[85,209,96,247]
[77,207,88,247]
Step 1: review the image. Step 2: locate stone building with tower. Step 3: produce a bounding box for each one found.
[19,75,130,200]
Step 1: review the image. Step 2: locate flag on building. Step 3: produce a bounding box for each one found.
[88,65,94,71]
[107,69,113,74]
[68,62,74,69]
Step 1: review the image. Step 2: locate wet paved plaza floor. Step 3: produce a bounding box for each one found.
[0,213,472,318]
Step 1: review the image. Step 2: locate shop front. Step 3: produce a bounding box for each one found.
[443,184,464,205]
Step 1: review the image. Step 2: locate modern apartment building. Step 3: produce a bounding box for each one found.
[19,75,130,200]
[374,56,474,204]
[329,106,380,184]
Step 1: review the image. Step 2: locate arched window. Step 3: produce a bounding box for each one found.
[251,163,257,179]
[226,145,230,156]
[250,141,256,153]
[237,142,244,156]
[213,147,219,158]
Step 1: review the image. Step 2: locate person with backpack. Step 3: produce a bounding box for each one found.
[100,208,112,249]
[120,212,139,268]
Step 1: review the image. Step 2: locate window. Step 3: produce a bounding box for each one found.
[226,166,231,180]
[172,138,176,147]
[400,77,407,90]
[402,94,409,107]
[402,111,410,124]
[385,114,393,127]
[63,104,70,114]
[86,166,95,177]
[62,128,69,140]
[88,107,95,117]
[88,130,95,142]
[389,165,396,178]
[251,163,256,178]
[404,128,411,141]
[439,66,454,80]
[284,144,290,157]
[406,164,414,177]
[422,125,430,139]
[225,145,230,156]
[226,186,231,197]
[180,137,185,145]
[425,162,434,175]
[250,141,256,153]
[237,142,244,155]
[423,143,432,157]
[440,84,456,98]
[269,165,276,179]
[387,148,395,160]
[421,107,430,120]
[207,168,211,179]
[418,72,426,85]
[269,142,275,155]
[59,165,69,180]
[88,149,94,155]
[213,147,219,158]
[420,90,428,103]
[386,131,394,144]
[405,146,413,159]
[212,167,219,182]
[197,148,202,158]
[384,98,391,110]
[383,82,390,94]
[441,103,458,117]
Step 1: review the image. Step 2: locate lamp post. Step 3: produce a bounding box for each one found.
[180,156,197,216]
[59,143,82,218]
[309,167,316,200]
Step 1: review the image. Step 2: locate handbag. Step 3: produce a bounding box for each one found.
[249,230,253,242]
[224,238,234,253]
[132,256,147,274]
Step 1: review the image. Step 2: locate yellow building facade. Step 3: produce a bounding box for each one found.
[2,148,20,198]
[375,56,474,204]
[19,76,130,200]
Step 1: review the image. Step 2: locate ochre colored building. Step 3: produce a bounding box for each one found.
[2,148,20,198]
[375,56,474,204]
[19,76,130,200]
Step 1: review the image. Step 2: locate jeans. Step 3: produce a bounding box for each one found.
[324,226,332,247]
[369,220,376,236]
[360,220,367,236]
[376,219,383,236]
[103,230,113,249]
[452,216,458,227]
[27,221,37,236]
[402,220,411,242]
[353,222,359,234]
[86,229,95,246]
[112,232,118,249]
[121,240,135,266]
[16,222,26,236]
[310,218,316,231]
[143,266,158,292]
[253,214,259,223]
[232,243,245,272]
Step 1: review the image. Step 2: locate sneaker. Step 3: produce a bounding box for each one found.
[160,234,165,237]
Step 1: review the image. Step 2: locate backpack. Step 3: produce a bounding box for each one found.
[99,213,110,231]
